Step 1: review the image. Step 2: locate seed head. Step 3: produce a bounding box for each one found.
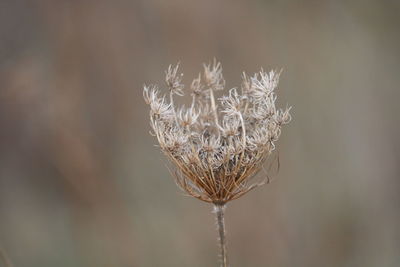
[203,59,225,91]
[144,60,291,204]
[165,63,184,96]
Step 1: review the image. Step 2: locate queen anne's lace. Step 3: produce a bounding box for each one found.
[144,60,291,204]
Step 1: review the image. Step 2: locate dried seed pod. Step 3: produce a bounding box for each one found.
[144,60,291,204]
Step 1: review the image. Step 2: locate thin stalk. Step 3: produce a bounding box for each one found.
[191,94,196,109]
[209,88,223,131]
[170,92,180,127]
[214,204,228,267]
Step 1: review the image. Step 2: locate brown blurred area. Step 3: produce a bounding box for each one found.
[0,0,399,266]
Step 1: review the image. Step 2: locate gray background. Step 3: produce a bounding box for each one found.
[0,1,399,266]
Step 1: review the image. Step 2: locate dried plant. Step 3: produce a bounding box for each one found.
[143,60,291,267]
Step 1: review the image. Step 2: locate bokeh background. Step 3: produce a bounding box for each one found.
[0,1,399,266]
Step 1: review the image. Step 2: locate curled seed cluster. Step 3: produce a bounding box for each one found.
[144,60,291,204]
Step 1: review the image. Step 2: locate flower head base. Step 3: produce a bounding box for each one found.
[144,60,291,204]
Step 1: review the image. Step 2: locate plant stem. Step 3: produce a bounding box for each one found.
[214,204,228,267]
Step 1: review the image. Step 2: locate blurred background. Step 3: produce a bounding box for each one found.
[0,0,399,266]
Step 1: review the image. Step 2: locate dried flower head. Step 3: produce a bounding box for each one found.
[144,60,291,205]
